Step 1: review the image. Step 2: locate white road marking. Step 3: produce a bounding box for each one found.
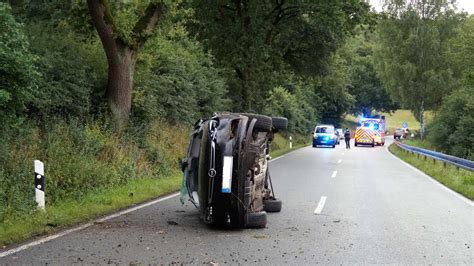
[0,192,180,258]
[314,196,327,214]
[385,144,473,206]
[270,155,285,162]
[338,159,342,164]
[342,152,345,156]
[331,170,338,178]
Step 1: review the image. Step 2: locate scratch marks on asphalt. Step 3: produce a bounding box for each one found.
[314,196,327,215]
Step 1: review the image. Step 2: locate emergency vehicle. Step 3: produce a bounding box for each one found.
[354,116,386,147]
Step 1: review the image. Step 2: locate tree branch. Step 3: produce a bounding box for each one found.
[131,2,166,49]
[87,0,118,59]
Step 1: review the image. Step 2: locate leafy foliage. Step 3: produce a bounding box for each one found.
[342,27,398,116]
[427,87,474,160]
[190,0,371,112]
[0,2,39,121]
[375,0,465,136]
[134,34,229,123]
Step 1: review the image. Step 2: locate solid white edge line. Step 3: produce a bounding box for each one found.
[314,196,327,214]
[385,144,473,207]
[331,170,338,178]
[0,192,180,258]
[270,155,285,162]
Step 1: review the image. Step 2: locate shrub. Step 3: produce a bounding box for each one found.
[427,86,474,160]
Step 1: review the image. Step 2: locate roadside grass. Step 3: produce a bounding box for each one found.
[0,175,181,247]
[270,132,310,158]
[389,143,474,200]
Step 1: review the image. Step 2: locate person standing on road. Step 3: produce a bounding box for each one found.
[344,128,351,149]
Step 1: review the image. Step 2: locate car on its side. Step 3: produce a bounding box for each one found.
[313,124,338,148]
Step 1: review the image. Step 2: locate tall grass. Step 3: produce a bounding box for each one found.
[0,119,188,226]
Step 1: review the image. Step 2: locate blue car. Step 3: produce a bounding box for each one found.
[313,124,338,148]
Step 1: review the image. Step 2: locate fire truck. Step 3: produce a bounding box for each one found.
[354,116,386,147]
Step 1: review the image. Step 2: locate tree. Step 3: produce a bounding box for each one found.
[86,0,168,125]
[0,2,38,122]
[190,0,370,112]
[314,54,355,126]
[375,0,464,138]
[342,27,398,117]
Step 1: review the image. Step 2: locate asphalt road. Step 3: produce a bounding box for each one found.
[1,139,473,264]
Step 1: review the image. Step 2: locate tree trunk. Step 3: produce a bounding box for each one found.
[106,44,136,126]
[419,100,425,139]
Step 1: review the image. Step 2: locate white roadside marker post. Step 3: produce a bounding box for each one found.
[34,160,45,210]
[289,136,293,149]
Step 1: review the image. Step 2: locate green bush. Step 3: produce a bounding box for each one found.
[0,119,188,223]
[0,3,39,121]
[427,86,474,160]
[134,36,229,124]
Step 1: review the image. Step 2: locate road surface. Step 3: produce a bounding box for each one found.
[1,139,473,264]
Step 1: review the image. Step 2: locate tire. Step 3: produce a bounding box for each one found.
[239,113,272,132]
[371,142,375,147]
[246,211,267,228]
[271,117,288,131]
[354,142,358,147]
[264,199,282,212]
[332,145,336,148]
[382,142,385,146]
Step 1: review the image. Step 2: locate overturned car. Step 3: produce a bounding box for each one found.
[180,113,288,228]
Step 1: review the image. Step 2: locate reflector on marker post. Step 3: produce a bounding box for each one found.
[34,160,45,210]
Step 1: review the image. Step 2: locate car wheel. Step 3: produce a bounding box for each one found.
[264,199,282,213]
[239,113,272,132]
[246,211,267,228]
[271,117,288,131]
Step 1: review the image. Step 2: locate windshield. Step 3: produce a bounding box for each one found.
[316,126,334,134]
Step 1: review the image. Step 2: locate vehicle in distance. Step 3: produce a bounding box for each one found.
[394,128,408,140]
[336,128,344,140]
[355,117,386,147]
[313,124,337,148]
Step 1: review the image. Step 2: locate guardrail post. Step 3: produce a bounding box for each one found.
[289,136,292,149]
[34,160,45,210]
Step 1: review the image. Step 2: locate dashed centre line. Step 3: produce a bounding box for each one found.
[331,170,338,178]
[314,196,327,214]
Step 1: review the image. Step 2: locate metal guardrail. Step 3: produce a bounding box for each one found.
[394,141,474,172]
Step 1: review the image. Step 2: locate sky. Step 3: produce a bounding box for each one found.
[369,0,474,14]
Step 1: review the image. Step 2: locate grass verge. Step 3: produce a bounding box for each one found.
[0,175,181,248]
[389,143,474,200]
[270,133,311,158]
